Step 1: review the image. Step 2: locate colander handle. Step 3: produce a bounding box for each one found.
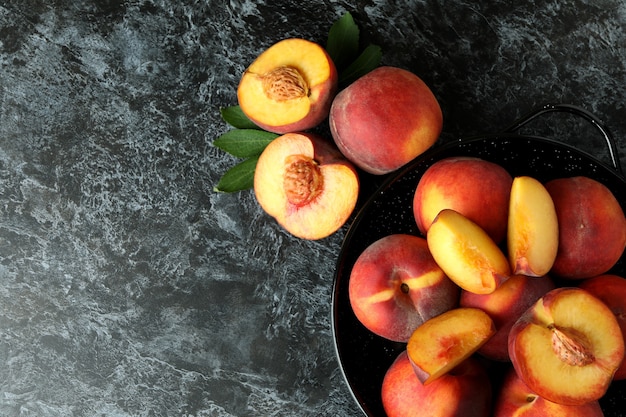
[502,103,623,175]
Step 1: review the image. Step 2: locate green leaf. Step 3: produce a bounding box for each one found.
[214,129,279,158]
[326,12,360,72]
[220,106,258,129]
[338,43,382,87]
[214,156,259,193]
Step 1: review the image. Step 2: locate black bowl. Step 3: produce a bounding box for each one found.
[332,105,626,417]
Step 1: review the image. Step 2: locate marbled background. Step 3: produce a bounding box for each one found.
[1,1,625,416]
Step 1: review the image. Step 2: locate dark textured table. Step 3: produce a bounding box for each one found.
[1,1,625,416]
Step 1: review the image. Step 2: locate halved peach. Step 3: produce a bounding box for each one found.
[508,176,559,277]
[427,209,511,294]
[407,307,495,384]
[508,287,625,405]
[238,38,338,134]
[253,132,358,240]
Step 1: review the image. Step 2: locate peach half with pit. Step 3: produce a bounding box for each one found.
[460,274,556,362]
[493,367,604,417]
[508,287,625,406]
[253,132,358,240]
[237,38,338,134]
[427,209,511,295]
[348,233,459,343]
[413,156,513,244]
[382,352,492,417]
[406,307,495,385]
[507,176,559,277]
[545,176,626,279]
[579,273,626,380]
[329,66,443,175]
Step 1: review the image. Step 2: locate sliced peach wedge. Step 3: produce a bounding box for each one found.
[507,176,559,277]
[238,38,338,134]
[508,287,625,406]
[407,307,496,385]
[427,209,511,294]
[253,132,359,240]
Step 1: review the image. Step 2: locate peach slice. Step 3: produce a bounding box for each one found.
[348,234,460,342]
[237,38,338,134]
[406,307,496,385]
[382,352,492,417]
[329,66,443,175]
[460,274,556,361]
[579,273,626,380]
[413,156,513,244]
[508,287,625,406]
[507,176,559,277]
[253,132,358,240]
[427,209,511,294]
[545,176,626,279]
[493,367,604,417]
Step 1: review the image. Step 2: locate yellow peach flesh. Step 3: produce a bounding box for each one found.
[407,307,495,384]
[508,176,559,277]
[427,209,510,294]
[247,38,331,86]
[281,163,358,238]
[515,325,613,403]
[254,133,315,218]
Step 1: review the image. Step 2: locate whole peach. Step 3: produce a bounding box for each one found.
[414,156,513,244]
[382,351,492,417]
[348,234,459,342]
[545,176,626,279]
[329,66,442,175]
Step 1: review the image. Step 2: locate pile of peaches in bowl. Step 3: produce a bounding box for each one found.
[340,154,626,417]
[223,34,626,416]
